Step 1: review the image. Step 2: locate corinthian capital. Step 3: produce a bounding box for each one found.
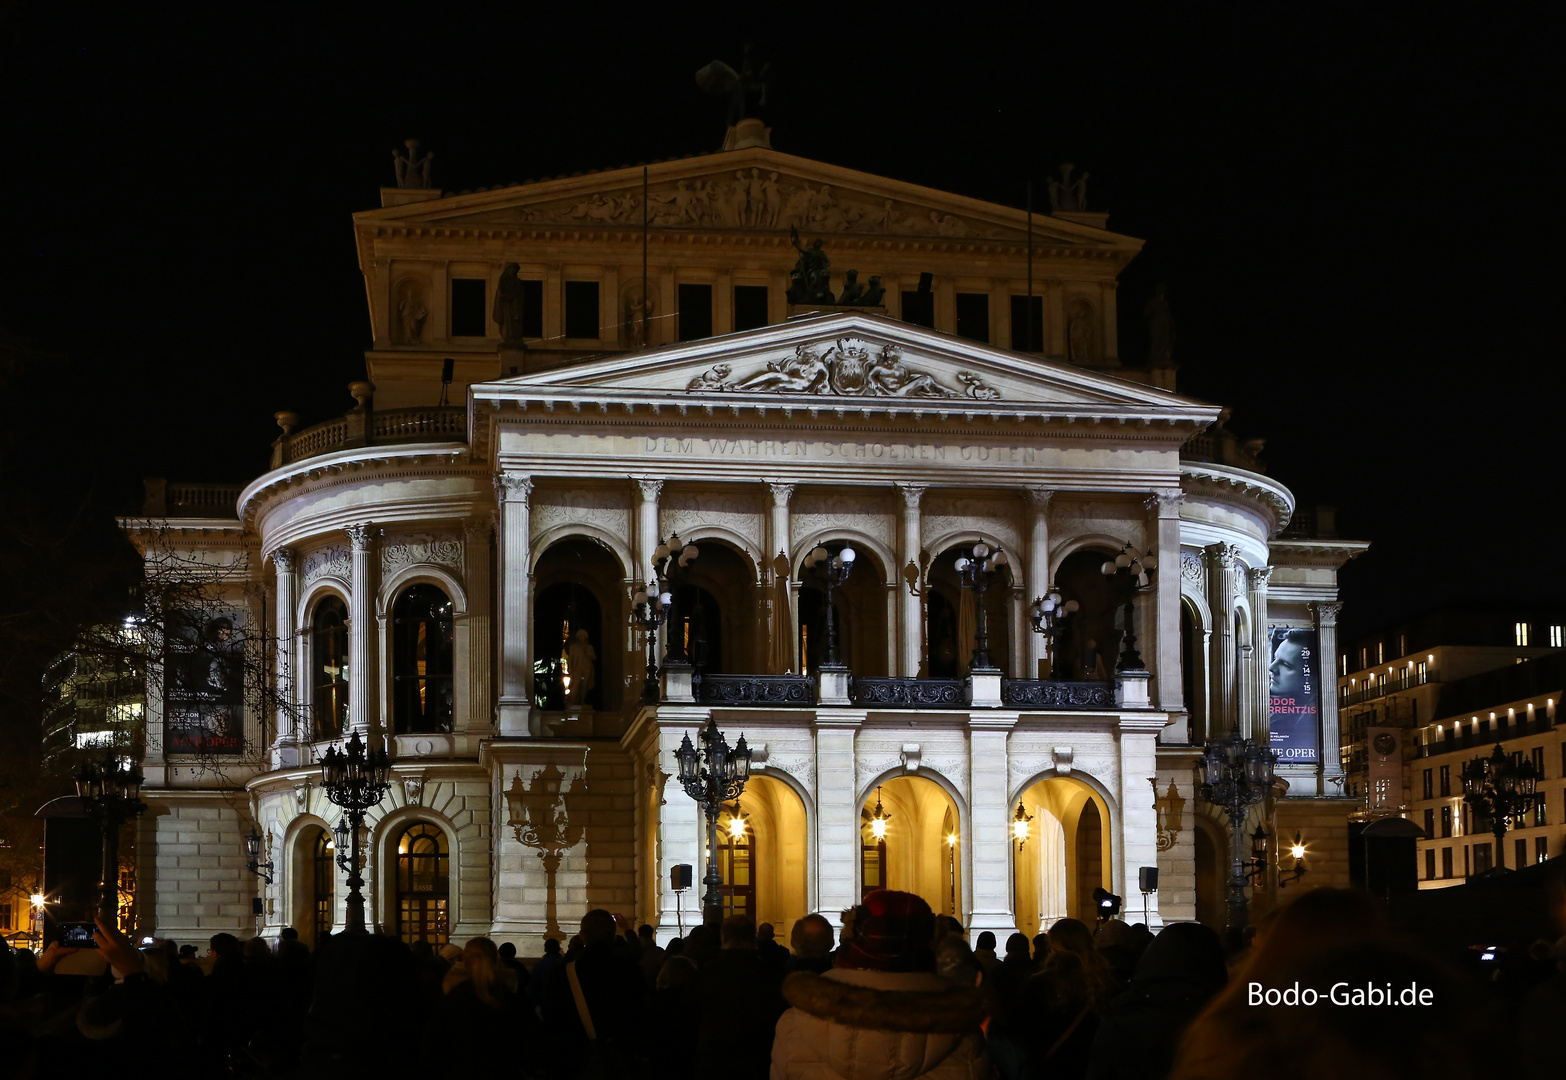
[1311,601,1343,627]
[1145,489,1185,515]
[1025,488,1054,510]
[1202,542,1240,570]
[495,474,534,504]
[897,483,926,510]
[272,547,297,574]
[345,523,374,551]
[1247,566,1274,590]
[766,481,795,507]
[636,477,665,502]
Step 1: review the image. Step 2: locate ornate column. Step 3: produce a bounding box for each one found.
[1247,567,1274,742]
[1313,601,1345,796]
[463,519,494,735]
[1148,492,1185,723]
[634,478,664,585]
[1024,490,1052,679]
[345,524,376,736]
[897,484,925,677]
[272,548,299,767]
[1203,543,1240,738]
[766,481,795,672]
[967,714,1018,937]
[496,475,534,736]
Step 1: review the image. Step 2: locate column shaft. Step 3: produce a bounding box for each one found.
[272,548,298,766]
[1025,490,1052,678]
[345,524,375,735]
[1152,493,1185,719]
[497,476,534,736]
[1204,543,1239,737]
[1314,602,1345,796]
[898,485,925,677]
[1247,568,1273,742]
[463,521,494,735]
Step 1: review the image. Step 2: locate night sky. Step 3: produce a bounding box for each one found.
[0,3,1553,638]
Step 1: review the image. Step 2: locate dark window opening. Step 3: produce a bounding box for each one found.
[518,279,544,339]
[451,279,487,337]
[1010,295,1044,351]
[679,283,714,341]
[396,822,450,946]
[392,585,454,734]
[734,285,769,332]
[955,292,990,342]
[1441,846,1453,878]
[311,597,349,742]
[564,281,601,339]
[1424,848,1435,880]
[901,290,935,329]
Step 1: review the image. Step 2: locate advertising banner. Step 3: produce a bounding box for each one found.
[164,610,244,754]
[1268,626,1320,764]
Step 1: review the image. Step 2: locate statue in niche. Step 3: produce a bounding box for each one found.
[392,139,433,189]
[1144,283,1174,365]
[621,279,655,348]
[787,227,834,304]
[1048,163,1089,213]
[397,283,428,343]
[493,263,528,345]
[565,629,596,709]
[1066,298,1097,363]
[761,171,784,228]
[695,44,772,125]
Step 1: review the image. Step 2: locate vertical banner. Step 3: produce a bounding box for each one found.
[1268,626,1320,764]
[165,610,244,753]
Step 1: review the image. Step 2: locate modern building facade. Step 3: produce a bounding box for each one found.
[125,124,1363,948]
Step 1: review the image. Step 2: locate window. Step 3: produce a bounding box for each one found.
[1441,846,1453,878]
[715,805,753,921]
[1422,768,1432,800]
[1532,746,1546,778]
[1516,838,1528,869]
[901,289,935,328]
[310,597,349,741]
[1358,647,1368,670]
[1376,642,1384,665]
[1473,843,1492,874]
[678,283,713,341]
[0,904,9,930]
[517,279,544,338]
[1551,625,1564,648]
[1538,836,1550,862]
[1516,621,1530,646]
[451,278,487,336]
[1398,634,1407,657]
[1534,799,1548,827]
[1417,660,1427,681]
[564,280,601,339]
[1423,808,1435,837]
[396,822,450,945]
[1424,848,1435,880]
[955,293,990,342]
[313,829,334,938]
[734,285,769,331]
[1463,846,1470,877]
[392,585,455,734]
[1340,653,1348,676]
[1440,805,1451,838]
[1010,295,1044,351]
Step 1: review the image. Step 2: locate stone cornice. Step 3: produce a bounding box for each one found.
[1179,462,1296,539]
[237,444,490,531]
[1269,538,1371,569]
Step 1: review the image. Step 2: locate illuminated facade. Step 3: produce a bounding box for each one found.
[126,127,1362,946]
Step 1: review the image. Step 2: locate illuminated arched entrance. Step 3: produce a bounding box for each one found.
[1012,775,1112,935]
[712,775,807,940]
[860,776,963,918]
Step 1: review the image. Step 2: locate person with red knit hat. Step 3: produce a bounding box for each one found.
[771,890,989,1080]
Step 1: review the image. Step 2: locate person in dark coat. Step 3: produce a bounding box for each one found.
[545,910,645,1080]
[694,915,786,1080]
[1085,922,1227,1080]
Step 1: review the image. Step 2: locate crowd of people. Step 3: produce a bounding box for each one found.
[0,888,1562,1080]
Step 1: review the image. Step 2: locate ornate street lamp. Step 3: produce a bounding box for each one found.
[652,533,700,664]
[868,786,891,840]
[631,581,672,703]
[803,544,857,667]
[1279,831,1309,888]
[675,719,752,927]
[946,831,958,915]
[75,753,147,924]
[954,542,1010,672]
[1099,543,1157,671]
[319,730,390,934]
[1012,801,1034,848]
[244,828,275,885]
[1027,587,1078,641]
[1194,731,1276,932]
[332,817,352,872]
[1461,742,1540,873]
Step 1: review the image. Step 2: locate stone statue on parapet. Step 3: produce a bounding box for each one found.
[1144,283,1174,365]
[787,226,834,304]
[837,269,867,306]
[393,139,433,188]
[1048,162,1088,213]
[696,43,772,126]
[493,263,528,345]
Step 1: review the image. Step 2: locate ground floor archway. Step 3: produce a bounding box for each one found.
[1012,775,1112,935]
[713,775,808,941]
[860,776,962,919]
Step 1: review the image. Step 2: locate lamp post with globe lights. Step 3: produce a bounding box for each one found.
[631,582,671,703]
[1194,731,1276,932]
[1461,742,1540,873]
[802,543,857,667]
[319,730,391,934]
[954,542,1010,672]
[651,534,700,664]
[75,753,147,925]
[675,718,752,927]
[1099,544,1157,671]
[1027,586,1079,674]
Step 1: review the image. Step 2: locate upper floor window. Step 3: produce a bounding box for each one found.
[1397,634,1407,657]
[310,596,349,741]
[734,285,769,331]
[393,585,454,734]
[678,283,714,341]
[901,282,935,328]
[1515,621,1530,646]
[1551,625,1564,648]
[564,281,600,340]
[451,279,487,337]
[1376,642,1384,665]
[955,293,990,343]
[1010,295,1044,352]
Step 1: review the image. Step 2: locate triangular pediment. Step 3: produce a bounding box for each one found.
[358,147,1138,251]
[473,312,1213,416]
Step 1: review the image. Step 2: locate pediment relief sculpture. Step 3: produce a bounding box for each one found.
[685,339,1000,400]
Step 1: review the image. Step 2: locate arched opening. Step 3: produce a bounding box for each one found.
[926,544,1012,677]
[796,541,889,675]
[290,824,334,947]
[1182,598,1207,744]
[1011,775,1113,935]
[391,585,454,734]
[1193,816,1226,929]
[1054,548,1135,680]
[309,596,348,742]
[860,776,962,917]
[533,538,625,712]
[669,541,757,674]
[708,776,808,940]
[395,821,450,945]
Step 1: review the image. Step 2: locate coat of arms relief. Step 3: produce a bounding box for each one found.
[686,339,1000,401]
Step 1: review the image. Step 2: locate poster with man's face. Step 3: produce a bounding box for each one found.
[1268,626,1319,764]
[164,610,244,754]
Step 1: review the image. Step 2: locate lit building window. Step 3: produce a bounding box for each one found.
[1551,625,1563,648]
[1376,642,1384,665]
[1515,622,1530,646]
